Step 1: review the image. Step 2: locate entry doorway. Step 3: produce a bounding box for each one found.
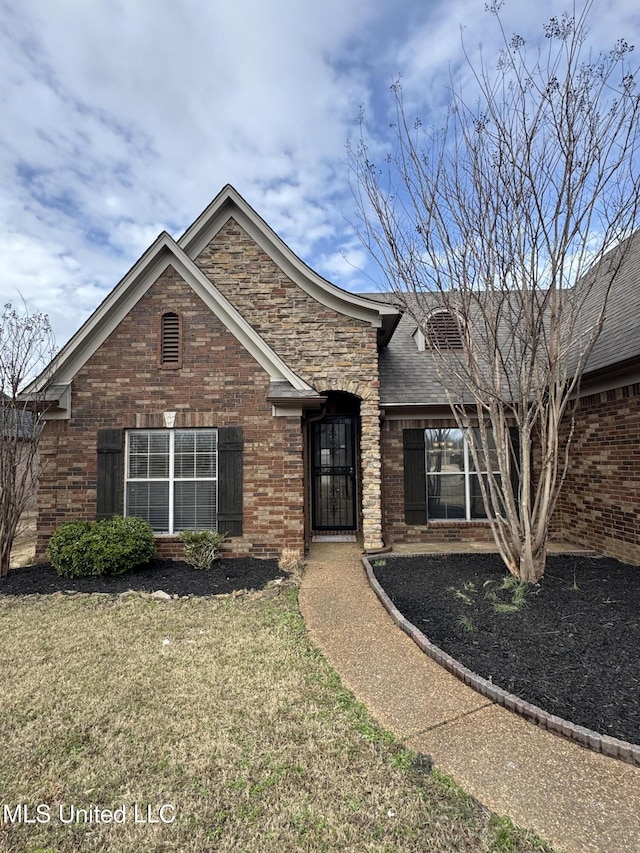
[310,415,358,531]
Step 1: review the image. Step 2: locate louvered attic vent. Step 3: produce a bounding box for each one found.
[161,312,181,366]
[424,311,464,350]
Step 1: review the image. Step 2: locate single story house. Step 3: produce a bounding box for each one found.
[27,186,640,565]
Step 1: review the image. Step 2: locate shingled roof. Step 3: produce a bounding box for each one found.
[366,229,640,408]
[579,230,640,377]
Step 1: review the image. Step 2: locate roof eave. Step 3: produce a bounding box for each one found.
[24,231,315,398]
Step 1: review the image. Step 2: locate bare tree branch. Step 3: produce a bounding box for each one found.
[349,3,640,581]
[0,302,56,576]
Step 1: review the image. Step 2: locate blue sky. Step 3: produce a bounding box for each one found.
[1,0,639,347]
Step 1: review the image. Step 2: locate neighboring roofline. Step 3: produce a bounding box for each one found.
[178,184,401,347]
[23,232,316,397]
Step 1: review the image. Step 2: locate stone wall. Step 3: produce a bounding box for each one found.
[556,382,640,565]
[195,218,384,550]
[36,265,305,560]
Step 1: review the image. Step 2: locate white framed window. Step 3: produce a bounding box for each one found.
[425,428,501,520]
[125,429,218,533]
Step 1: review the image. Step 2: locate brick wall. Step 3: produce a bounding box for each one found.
[556,383,640,565]
[384,389,640,565]
[381,417,495,546]
[36,265,305,560]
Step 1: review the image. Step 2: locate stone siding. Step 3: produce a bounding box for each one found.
[36,265,305,560]
[195,218,384,550]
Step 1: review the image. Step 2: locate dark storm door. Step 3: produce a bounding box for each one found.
[311,415,357,530]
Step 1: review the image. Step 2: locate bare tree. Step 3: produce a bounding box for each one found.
[0,302,55,577]
[349,2,640,581]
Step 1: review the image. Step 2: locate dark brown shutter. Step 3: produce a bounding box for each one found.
[161,312,181,365]
[96,429,123,520]
[218,427,243,536]
[403,429,427,524]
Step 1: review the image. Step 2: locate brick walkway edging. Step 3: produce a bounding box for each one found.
[363,556,640,767]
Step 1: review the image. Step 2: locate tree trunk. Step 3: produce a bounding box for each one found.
[0,512,20,578]
[0,537,11,578]
[518,540,546,583]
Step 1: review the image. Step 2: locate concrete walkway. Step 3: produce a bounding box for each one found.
[298,542,640,853]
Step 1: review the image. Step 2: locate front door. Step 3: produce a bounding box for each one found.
[311,415,357,531]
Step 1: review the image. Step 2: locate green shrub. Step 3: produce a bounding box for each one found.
[48,516,156,578]
[47,520,94,578]
[179,530,226,570]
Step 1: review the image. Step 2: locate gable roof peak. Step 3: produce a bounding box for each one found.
[22,227,316,407]
[178,184,400,346]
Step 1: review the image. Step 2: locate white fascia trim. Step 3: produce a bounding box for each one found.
[25,233,172,393]
[272,404,304,417]
[26,232,313,394]
[412,328,426,351]
[178,185,398,328]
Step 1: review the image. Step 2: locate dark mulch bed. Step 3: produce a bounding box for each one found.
[1,558,285,598]
[373,553,640,746]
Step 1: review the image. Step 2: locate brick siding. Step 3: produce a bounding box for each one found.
[383,392,640,565]
[36,265,304,560]
[556,383,640,565]
[381,417,495,546]
[36,217,385,559]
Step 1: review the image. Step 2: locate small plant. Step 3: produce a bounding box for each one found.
[372,558,387,568]
[48,516,156,578]
[278,547,305,579]
[180,530,226,569]
[449,580,476,605]
[500,575,529,609]
[482,578,499,603]
[483,575,530,613]
[457,615,475,633]
[492,602,521,614]
[47,520,94,577]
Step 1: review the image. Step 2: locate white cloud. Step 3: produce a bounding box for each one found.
[1,0,639,347]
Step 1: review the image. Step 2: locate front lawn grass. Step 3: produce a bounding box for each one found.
[0,588,554,852]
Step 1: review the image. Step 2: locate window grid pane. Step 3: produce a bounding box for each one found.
[425,429,464,472]
[127,431,170,479]
[425,429,501,520]
[469,428,500,473]
[126,429,217,533]
[126,482,170,532]
[427,473,465,519]
[174,481,217,531]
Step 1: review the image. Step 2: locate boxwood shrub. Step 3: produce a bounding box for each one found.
[48,516,156,578]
